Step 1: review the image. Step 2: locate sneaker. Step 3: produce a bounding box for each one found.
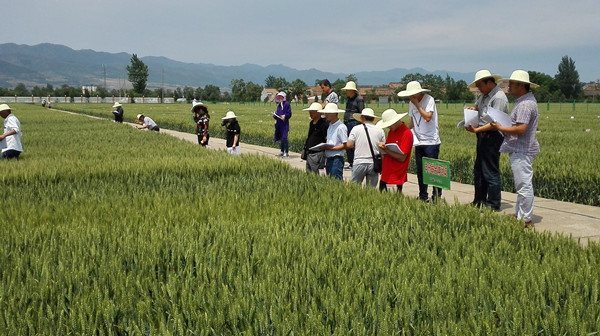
[524,221,534,228]
[277,152,284,157]
[283,153,289,158]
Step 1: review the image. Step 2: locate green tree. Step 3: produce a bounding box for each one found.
[529,71,560,101]
[183,86,195,102]
[245,81,263,101]
[126,54,149,94]
[345,74,358,84]
[13,83,30,96]
[230,79,246,102]
[203,85,221,102]
[289,79,309,103]
[265,75,289,92]
[555,55,582,100]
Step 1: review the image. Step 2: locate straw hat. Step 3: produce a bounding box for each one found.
[341,81,358,91]
[191,101,208,112]
[221,111,238,120]
[302,102,323,111]
[0,104,11,113]
[397,81,430,97]
[503,70,539,88]
[353,108,381,122]
[317,103,345,114]
[468,70,503,88]
[136,114,144,120]
[112,102,122,108]
[375,109,408,128]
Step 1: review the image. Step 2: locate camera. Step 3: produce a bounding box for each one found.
[221,120,228,127]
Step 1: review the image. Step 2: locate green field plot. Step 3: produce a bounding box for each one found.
[1,106,600,334]
[53,101,600,206]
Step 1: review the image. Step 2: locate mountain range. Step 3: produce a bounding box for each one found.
[0,43,475,90]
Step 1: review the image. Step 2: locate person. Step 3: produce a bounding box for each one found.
[398,81,442,202]
[112,102,124,123]
[346,108,384,187]
[317,103,347,180]
[319,79,338,108]
[273,91,292,157]
[465,70,509,211]
[302,102,329,174]
[375,109,413,192]
[41,99,47,108]
[341,81,364,170]
[135,114,160,131]
[221,111,241,155]
[0,104,23,160]
[191,101,210,146]
[489,70,540,227]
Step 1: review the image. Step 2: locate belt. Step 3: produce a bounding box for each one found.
[327,155,343,160]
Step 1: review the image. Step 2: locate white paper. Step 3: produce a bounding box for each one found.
[384,143,404,154]
[272,111,282,120]
[484,107,512,128]
[308,143,329,151]
[458,108,479,128]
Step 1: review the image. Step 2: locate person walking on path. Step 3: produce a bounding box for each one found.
[112,102,124,123]
[346,108,384,188]
[318,103,347,180]
[192,101,210,146]
[222,111,241,155]
[319,79,338,109]
[341,81,364,170]
[398,81,442,202]
[302,102,328,174]
[0,104,23,160]
[465,70,509,211]
[375,109,413,192]
[273,92,292,158]
[135,114,160,131]
[489,70,540,227]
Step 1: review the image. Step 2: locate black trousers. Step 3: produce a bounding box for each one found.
[473,131,503,209]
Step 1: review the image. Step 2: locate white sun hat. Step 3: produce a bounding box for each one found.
[191,101,208,112]
[353,108,381,122]
[468,70,503,88]
[112,102,122,108]
[136,114,144,119]
[375,109,408,129]
[302,102,323,111]
[0,104,12,113]
[397,81,431,97]
[317,103,345,114]
[221,111,238,119]
[503,70,539,88]
[274,91,286,102]
[341,81,358,91]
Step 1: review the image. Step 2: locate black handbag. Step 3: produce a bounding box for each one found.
[301,148,308,160]
[363,124,382,173]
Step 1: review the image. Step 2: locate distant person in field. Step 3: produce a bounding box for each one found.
[319,79,338,109]
[346,108,384,188]
[135,113,159,131]
[318,103,347,180]
[398,81,442,202]
[221,111,241,155]
[465,70,509,211]
[489,70,540,228]
[41,99,47,108]
[112,102,124,123]
[0,104,23,160]
[302,102,329,174]
[376,109,413,192]
[273,91,292,158]
[191,101,210,146]
[341,81,364,170]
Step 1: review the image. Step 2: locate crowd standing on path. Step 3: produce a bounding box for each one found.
[273,92,292,158]
[0,104,23,160]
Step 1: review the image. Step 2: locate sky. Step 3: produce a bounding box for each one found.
[3,0,599,82]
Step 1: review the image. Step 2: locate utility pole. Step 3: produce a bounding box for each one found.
[103,64,107,89]
[161,68,164,103]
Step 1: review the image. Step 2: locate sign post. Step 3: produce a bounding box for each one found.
[422,158,451,190]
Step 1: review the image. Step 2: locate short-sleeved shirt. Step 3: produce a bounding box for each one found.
[1,113,23,153]
[409,94,440,146]
[325,119,347,158]
[143,117,158,129]
[499,92,539,156]
[325,91,339,105]
[476,85,509,126]
[344,95,364,122]
[226,120,241,147]
[348,122,385,165]
[380,122,413,185]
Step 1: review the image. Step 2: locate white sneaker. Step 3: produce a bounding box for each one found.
[283,153,289,158]
[277,152,284,157]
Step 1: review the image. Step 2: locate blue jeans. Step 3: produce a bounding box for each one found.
[415,144,442,200]
[0,150,21,160]
[345,120,360,166]
[326,156,344,180]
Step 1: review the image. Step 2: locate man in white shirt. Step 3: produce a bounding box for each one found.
[318,103,347,180]
[346,108,385,187]
[0,104,23,160]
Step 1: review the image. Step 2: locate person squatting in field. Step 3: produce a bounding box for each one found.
[135,114,160,131]
[191,101,210,146]
[112,102,124,123]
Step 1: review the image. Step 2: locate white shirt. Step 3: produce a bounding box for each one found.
[348,122,385,164]
[1,113,23,152]
[143,117,158,129]
[325,119,347,158]
[409,94,440,146]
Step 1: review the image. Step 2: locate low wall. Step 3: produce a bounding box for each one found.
[0,96,175,104]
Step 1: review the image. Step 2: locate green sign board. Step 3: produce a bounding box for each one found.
[422,157,451,190]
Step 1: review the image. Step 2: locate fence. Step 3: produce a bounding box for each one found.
[0,96,175,104]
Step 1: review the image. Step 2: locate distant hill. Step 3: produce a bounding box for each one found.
[0,43,474,89]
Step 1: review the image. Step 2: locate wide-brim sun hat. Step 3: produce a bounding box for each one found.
[353,108,381,122]
[302,102,323,111]
[397,81,431,97]
[503,70,539,88]
[136,114,144,119]
[468,70,503,88]
[112,102,122,108]
[341,81,358,91]
[221,111,238,120]
[317,103,345,114]
[375,109,408,129]
[274,91,286,102]
[191,101,208,112]
[0,104,11,113]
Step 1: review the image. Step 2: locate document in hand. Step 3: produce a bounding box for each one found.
[482,107,512,128]
[308,143,329,151]
[272,111,283,120]
[383,143,404,154]
[457,108,479,128]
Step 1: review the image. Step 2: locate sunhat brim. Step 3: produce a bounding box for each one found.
[221,115,238,120]
[0,104,12,113]
[502,78,540,88]
[397,89,430,97]
[191,103,208,112]
[375,112,408,129]
[302,103,323,111]
[353,112,381,123]
[468,74,503,88]
[317,104,345,113]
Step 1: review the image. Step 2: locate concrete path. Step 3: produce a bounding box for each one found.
[154,127,600,247]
